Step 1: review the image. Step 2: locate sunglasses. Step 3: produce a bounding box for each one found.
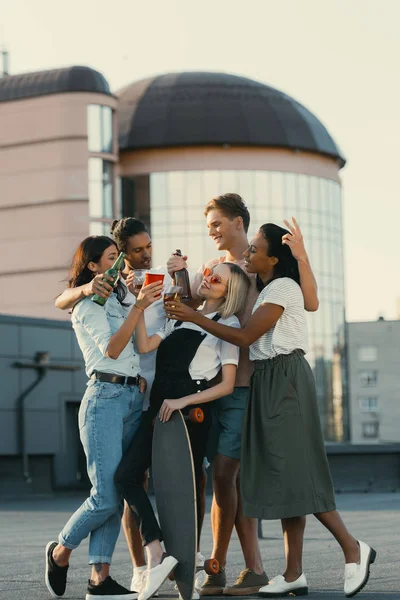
[203,267,228,287]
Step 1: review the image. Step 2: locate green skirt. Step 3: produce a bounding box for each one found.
[241,350,336,520]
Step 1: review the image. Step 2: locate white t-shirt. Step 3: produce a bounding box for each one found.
[156,312,240,381]
[121,267,172,408]
[249,278,308,361]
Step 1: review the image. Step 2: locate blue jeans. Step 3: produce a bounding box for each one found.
[59,380,143,564]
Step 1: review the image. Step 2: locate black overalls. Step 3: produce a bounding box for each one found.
[115,315,221,545]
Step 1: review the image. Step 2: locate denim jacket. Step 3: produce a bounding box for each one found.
[72,293,140,379]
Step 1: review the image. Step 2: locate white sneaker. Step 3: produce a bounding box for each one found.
[344,540,376,597]
[131,570,159,597]
[196,552,206,568]
[131,569,147,594]
[139,555,178,600]
[259,574,308,596]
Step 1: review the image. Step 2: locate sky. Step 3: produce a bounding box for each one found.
[2,0,400,322]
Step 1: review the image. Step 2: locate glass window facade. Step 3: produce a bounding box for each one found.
[88,158,114,231]
[87,105,113,154]
[362,422,379,439]
[359,396,379,412]
[359,370,378,387]
[122,169,347,441]
[89,221,112,236]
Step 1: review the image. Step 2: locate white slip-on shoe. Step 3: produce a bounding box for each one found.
[131,569,147,594]
[130,570,159,597]
[195,552,207,589]
[132,569,147,594]
[344,540,377,597]
[196,552,206,568]
[139,555,178,600]
[259,574,308,597]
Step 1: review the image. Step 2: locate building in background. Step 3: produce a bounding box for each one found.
[347,318,400,443]
[0,66,118,318]
[0,67,347,440]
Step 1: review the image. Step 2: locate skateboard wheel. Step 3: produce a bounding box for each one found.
[188,407,204,423]
[204,558,219,574]
[168,572,176,582]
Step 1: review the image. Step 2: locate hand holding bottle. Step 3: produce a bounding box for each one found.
[171,249,192,302]
[167,253,188,277]
[85,273,114,300]
[92,252,126,306]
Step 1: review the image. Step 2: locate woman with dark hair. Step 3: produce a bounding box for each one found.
[165,224,376,598]
[45,236,166,600]
[54,219,182,596]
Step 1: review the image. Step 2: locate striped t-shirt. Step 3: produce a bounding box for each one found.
[249,277,308,361]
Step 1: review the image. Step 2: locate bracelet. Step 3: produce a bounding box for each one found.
[135,304,145,312]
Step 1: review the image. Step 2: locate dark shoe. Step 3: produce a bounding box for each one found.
[45,541,69,598]
[200,568,226,596]
[223,569,269,595]
[86,576,138,599]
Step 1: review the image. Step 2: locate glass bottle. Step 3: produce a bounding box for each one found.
[91,252,126,306]
[172,249,192,302]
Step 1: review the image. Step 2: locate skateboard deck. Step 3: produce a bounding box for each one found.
[152,410,197,600]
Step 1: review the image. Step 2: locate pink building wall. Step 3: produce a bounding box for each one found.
[0,92,117,319]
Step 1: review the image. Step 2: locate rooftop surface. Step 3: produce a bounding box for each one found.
[0,493,397,600]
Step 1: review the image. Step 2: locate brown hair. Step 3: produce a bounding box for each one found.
[67,236,116,288]
[204,193,250,233]
[67,236,127,305]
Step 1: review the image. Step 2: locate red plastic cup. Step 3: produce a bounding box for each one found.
[144,272,165,298]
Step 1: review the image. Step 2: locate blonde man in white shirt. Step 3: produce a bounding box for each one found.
[167,223,376,599]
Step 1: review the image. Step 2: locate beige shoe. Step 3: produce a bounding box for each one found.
[199,567,226,596]
[223,569,269,596]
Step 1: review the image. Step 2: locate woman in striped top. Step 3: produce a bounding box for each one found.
[165,223,376,598]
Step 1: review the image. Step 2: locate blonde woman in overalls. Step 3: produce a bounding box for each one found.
[115,262,250,600]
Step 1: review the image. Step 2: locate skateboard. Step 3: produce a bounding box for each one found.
[152,408,219,600]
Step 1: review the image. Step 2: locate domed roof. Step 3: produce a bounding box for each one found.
[117,71,345,166]
[0,66,111,103]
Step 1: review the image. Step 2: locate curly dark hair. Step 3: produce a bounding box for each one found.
[110,218,148,253]
[256,223,300,292]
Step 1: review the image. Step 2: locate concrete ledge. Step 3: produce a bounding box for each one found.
[326,444,400,493]
[0,313,71,329]
[326,442,400,454]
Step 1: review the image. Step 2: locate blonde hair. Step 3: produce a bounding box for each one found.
[218,263,250,319]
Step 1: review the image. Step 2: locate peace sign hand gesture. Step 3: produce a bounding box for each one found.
[282,217,308,262]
